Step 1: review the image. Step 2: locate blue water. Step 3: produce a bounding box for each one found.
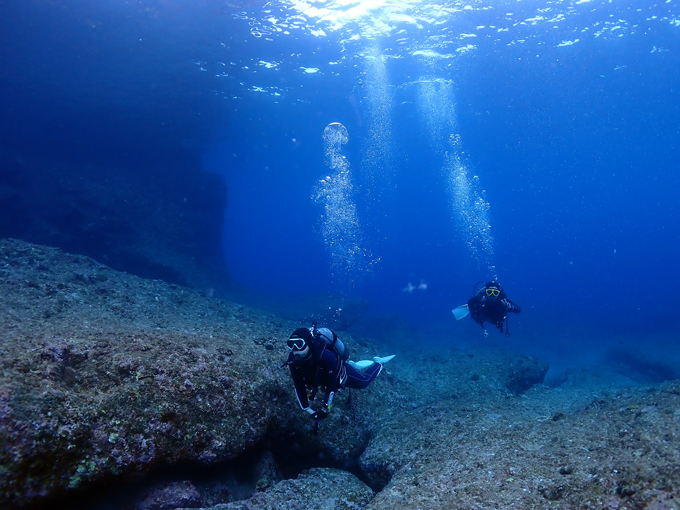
[2,0,680,377]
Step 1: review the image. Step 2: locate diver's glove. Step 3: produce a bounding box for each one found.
[513,306,521,313]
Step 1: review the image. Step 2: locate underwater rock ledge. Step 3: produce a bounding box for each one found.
[3,238,679,510]
[0,239,379,509]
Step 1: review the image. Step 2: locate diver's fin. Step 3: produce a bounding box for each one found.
[373,354,396,364]
[452,304,470,320]
[348,360,376,370]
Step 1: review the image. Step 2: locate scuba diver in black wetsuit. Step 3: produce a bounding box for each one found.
[467,280,521,337]
[283,324,383,433]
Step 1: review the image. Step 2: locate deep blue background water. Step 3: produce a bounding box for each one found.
[2,0,680,375]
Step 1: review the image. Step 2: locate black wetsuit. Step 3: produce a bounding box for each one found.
[468,293,520,333]
[288,343,382,413]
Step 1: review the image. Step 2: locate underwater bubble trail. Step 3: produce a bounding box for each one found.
[414,79,496,276]
[313,123,376,287]
[416,78,456,154]
[351,45,395,262]
[360,45,393,187]
[446,135,495,276]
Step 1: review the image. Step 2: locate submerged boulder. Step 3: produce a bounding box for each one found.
[182,468,374,510]
[137,481,202,510]
[503,355,549,394]
[0,239,378,509]
[6,239,674,510]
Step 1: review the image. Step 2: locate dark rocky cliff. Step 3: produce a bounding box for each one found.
[0,151,229,294]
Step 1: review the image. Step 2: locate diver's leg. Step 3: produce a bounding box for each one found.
[344,362,382,390]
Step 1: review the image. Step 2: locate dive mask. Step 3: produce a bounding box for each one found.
[287,337,306,350]
[486,288,500,297]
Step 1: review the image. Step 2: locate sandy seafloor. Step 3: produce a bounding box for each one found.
[1,238,680,510]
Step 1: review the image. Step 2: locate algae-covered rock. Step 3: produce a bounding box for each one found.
[138,480,202,510]
[0,239,376,509]
[8,239,677,510]
[504,354,549,394]
[183,468,374,510]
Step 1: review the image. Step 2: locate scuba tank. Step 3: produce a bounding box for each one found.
[311,323,350,361]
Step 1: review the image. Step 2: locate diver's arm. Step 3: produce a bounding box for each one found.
[290,367,314,414]
[502,298,521,313]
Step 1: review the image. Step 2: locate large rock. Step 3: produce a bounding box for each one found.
[6,239,679,510]
[183,468,374,510]
[357,364,680,510]
[138,480,202,510]
[0,239,378,509]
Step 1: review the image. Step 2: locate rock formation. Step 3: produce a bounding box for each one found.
[3,239,678,510]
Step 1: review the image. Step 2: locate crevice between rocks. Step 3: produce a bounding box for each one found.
[20,426,389,510]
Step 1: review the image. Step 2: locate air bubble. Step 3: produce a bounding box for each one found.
[313,123,375,286]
